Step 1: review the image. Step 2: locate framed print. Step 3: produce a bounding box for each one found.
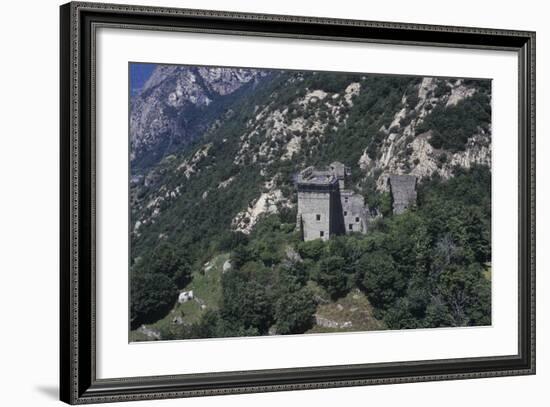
[60,1,536,404]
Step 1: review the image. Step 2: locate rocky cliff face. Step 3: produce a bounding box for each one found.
[130,65,268,170]
[359,77,491,191]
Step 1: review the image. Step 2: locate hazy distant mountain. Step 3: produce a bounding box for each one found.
[130,65,269,170]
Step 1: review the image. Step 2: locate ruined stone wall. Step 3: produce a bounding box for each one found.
[341,191,368,234]
[388,175,417,215]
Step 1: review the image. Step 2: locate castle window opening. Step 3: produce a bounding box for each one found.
[316,214,321,221]
[344,211,348,216]
[320,231,324,237]
[349,224,353,230]
[355,217,359,222]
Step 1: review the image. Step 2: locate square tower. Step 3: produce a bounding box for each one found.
[296,167,343,241]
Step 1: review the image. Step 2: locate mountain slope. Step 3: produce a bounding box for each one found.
[130,65,269,171]
[131,71,490,250]
[128,68,492,337]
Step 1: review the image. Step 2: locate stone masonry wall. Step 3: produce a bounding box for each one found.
[298,190,332,241]
[341,192,368,233]
[388,175,417,215]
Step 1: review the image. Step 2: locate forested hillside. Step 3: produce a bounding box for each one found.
[129,65,492,341]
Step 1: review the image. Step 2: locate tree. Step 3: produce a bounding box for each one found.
[279,206,298,224]
[357,250,404,309]
[314,256,348,299]
[297,239,325,261]
[438,263,491,326]
[165,310,261,340]
[149,242,191,287]
[217,231,249,251]
[424,297,454,328]
[379,192,393,217]
[189,309,221,338]
[280,260,309,287]
[385,212,430,278]
[231,244,251,269]
[130,271,178,329]
[275,287,316,334]
[254,239,281,267]
[220,262,275,334]
[383,298,419,330]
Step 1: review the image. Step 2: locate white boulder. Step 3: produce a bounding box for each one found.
[178,290,194,303]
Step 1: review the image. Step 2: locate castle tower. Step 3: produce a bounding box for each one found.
[295,163,368,242]
[296,167,344,241]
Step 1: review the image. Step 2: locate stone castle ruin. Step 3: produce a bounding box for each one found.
[388,175,417,215]
[296,162,368,241]
[295,163,418,241]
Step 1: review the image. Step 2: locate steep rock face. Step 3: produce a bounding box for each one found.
[233,80,359,167]
[232,188,291,234]
[130,65,268,170]
[360,77,491,191]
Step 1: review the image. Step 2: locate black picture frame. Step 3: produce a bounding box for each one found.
[60,1,536,404]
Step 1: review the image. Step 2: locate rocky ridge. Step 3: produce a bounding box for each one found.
[130,65,268,170]
[359,78,491,191]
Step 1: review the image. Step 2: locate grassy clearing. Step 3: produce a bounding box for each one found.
[129,329,152,342]
[130,253,229,341]
[188,253,229,308]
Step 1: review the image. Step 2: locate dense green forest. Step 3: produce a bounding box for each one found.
[131,166,491,338]
[129,67,491,340]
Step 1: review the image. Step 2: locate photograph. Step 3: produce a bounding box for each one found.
[56,1,536,403]
[129,63,493,342]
